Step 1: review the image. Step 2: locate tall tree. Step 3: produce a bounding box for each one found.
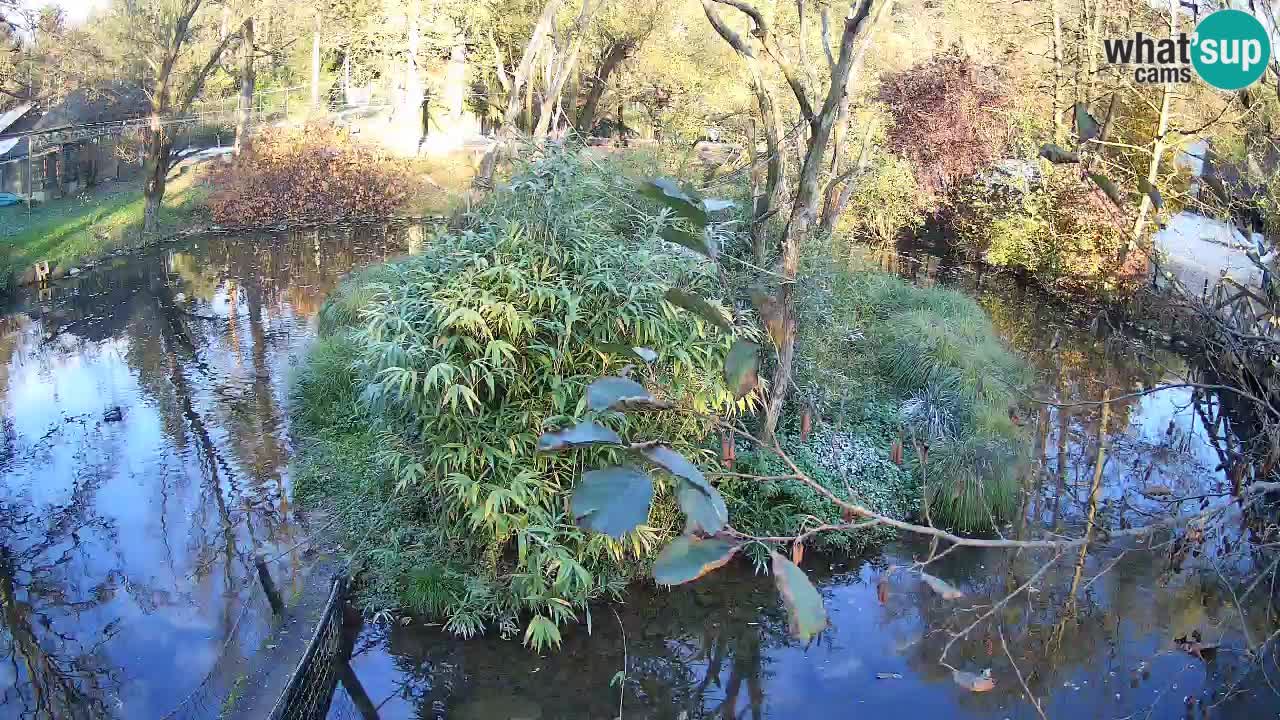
[703,0,894,438]
[109,0,242,233]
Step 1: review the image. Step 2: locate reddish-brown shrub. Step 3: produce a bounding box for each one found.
[877,53,1009,197]
[206,124,412,226]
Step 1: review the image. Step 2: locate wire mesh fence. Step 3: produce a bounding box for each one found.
[267,573,351,720]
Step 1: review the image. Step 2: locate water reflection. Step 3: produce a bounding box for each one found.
[340,538,1278,720]
[0,225,412,718]
[332,241,1280,719]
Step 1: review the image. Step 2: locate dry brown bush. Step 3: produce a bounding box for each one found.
[206,124,412,226]
[877,53,1009,197]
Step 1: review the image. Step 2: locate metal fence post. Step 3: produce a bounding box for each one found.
[255,554,286,616]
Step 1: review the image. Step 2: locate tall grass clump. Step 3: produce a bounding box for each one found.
[293,147,745,647]
[787,252,1032,532]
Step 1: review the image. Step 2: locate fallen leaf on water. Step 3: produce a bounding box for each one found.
[1175,631,1219,660]
[876,672,903,680]
[920,571,964,600]
[953,668,996,692]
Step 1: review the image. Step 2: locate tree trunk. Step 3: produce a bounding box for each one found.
[1125,0,1178,260]
[576,38,632,135]
[311,30,321,109]
[234,18,255,158]
[1050,0,1065,142]
[143,112,172,235]
[746,118,767,261]
[762,3,883,440]
[820,119,874,235]
[700,0,785,264]
[475,0,565,189]
[1068,390,1110,603]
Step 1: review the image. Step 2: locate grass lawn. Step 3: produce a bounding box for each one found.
[0,170,211,283]
[0,147,473,293]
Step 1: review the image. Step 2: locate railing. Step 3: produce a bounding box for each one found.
[267,573,357,720]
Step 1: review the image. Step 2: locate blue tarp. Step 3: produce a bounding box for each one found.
[0,193,19,207]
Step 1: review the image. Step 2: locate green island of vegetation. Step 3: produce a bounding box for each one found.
[291,148,1031,647]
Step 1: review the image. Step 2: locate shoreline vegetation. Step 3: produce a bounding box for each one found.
[0,171,209,290]
[0,128,472,294]
[290,149,1034,646]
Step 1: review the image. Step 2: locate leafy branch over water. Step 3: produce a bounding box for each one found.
[538,177,1280,646]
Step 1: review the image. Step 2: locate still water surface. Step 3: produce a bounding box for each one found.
[1,226,412,718]
[1,230,1277,719]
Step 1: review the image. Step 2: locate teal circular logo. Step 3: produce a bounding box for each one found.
[1192,9,1271,90]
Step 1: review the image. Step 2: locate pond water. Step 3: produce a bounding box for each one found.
[2,230,1278,719]
[0,225,419,718]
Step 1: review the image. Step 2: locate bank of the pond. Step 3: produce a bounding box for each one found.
[0,172,211,291]
[289,152,1034,647]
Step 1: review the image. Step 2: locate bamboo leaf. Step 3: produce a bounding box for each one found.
[537,422,624,451]
[724,340,760,399]
[676,480,729,534]
[1138,177,1163,210]
[652,536,739,585]
[1074,102,1100,143]
[664,289,732,331]
[772,552,828,643]
[1088,172,1125,208]
[571,466,654,538]
[1038,143,1080,164]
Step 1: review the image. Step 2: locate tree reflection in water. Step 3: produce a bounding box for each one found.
[1,475,120,719]
[0,224,417,718]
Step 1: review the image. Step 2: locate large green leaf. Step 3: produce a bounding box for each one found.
[537,421,623,451]
[1138,177,1163,210]
[1088,172,1125,208]
[664,289,732,331]
[772,552,828,643]
[585,377,669,411]
[652,536,739,585]
[724,340,760,399]
[1074,102,1100,143]
[676,480,729,534]
[661,224,716,258]
[640,177,708,226]
[571,466,654,538]
[594,343,659,363]
[639,444,712,494]
[1038,143,1080,164]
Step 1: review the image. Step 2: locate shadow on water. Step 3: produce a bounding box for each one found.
[325,240,1280,720]
[0,224,423,718]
